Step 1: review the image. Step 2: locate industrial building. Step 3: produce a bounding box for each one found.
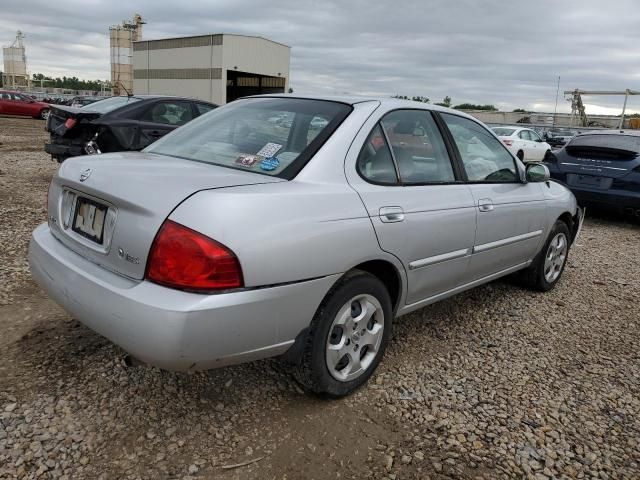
[2,31,29,89]
[110,14,145,96]
[132,34,290,105]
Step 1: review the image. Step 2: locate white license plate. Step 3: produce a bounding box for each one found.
[71,197,108,244]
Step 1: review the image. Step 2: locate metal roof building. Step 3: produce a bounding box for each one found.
[132,34,290,105]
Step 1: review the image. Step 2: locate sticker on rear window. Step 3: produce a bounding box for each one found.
[260,157,280,171]
[235,154,260,167]
[256,143,282,158]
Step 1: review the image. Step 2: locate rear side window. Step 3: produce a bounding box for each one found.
[357,124,398,184]
[518,130,531,140]
[357,110,455,185]
[441,113,518,183]
[380,110,455,183]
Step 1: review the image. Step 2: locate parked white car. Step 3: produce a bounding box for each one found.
[492,127,551,163]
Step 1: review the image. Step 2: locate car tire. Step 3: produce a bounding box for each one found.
[520,220,571,291]
[294,270,392,397]
[543,149,552,161]
[517,150,524,161]
[39,109,49,120]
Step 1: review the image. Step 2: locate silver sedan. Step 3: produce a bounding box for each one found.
[29,95,582,397]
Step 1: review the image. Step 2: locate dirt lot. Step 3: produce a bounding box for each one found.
[0,116,639,480]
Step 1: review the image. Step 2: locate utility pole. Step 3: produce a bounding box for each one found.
[552,76,560,129]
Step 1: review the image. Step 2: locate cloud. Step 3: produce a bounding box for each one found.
[2,0,640,113]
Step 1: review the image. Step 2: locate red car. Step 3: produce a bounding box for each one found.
[0,90,50,119]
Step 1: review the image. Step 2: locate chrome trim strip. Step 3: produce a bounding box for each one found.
[408,248,470,270]
[400,260,532,315]
[473,230,543,253]
[560,162,627,171]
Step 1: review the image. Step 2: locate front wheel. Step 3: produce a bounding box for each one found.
[520,220,571,291]
[294,270,392,397]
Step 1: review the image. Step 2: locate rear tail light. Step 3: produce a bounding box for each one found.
[64,118,77,129]
[502,139,513,147]
[146,220,243,291]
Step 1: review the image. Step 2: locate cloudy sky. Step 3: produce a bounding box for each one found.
[2,0,640,114]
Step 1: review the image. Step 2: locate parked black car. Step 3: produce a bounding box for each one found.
[544,129,577,148]
[545,131,640,217]
[44,95,217,162]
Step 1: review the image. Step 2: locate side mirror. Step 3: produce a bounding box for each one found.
[526,163,550,183]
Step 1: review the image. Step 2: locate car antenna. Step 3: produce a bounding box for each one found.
[116,80,133,97]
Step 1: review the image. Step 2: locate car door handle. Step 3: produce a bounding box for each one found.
[379,206,405,223]
[478,199,494,212]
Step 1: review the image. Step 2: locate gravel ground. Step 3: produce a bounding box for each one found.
[0,115,639,479]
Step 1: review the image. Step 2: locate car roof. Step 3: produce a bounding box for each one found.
[575,129,640,137]
[248,94,480,119]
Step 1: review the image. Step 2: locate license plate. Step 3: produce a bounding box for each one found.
[576,175,601,186]
[72,197,108,244]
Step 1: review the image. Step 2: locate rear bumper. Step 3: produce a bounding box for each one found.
[28,223,338,371]
[571,188,640,210]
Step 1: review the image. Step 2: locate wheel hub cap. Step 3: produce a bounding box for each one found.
[326,294,384,382]
[543,232,568,283]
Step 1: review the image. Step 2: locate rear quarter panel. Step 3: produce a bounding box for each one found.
[169,180,403,288]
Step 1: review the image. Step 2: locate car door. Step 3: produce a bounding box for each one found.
[517,129,535,161]
[0,92,14,115]
[10,93,34,116]
[137,100,195,149]
[346,108,477,306]
[440,113,546,281]
[528,129,546,160]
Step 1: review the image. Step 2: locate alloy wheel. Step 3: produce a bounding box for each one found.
[325,294,384,382]
[544,232,567,283]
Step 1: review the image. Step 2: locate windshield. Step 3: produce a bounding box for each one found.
[492,127,516,136]
[82,96,141,113]
[145,97,353,178]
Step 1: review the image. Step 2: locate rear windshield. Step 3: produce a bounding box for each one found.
[82,96,141,113]
[145,97,353,178]
[568,134,640,153]
[492,128,515,136]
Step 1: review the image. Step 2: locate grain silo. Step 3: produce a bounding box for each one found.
[2,31,29,89]
[109,14,144,96]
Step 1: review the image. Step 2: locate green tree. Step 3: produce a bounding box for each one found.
[435,96,452,107]
[453,103,498,111]
[392,95,430,103]
[512,108,527,113]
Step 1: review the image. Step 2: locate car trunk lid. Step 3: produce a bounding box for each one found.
[46,105,102,137]
[47,151,284,280]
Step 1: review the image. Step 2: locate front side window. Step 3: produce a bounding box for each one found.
[441,113,518,183]
[143,101,194,126]
[380,110,455,183]
[146,97,352,178]
[196,103,216,115]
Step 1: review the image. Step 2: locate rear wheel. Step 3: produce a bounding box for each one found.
[39,109,49,120]
[517,150,524,161]
[520,220,570,291]
[294,270,392,397]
